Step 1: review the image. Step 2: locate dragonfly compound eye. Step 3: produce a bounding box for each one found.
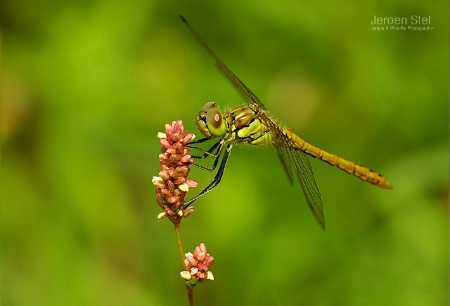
[206,107,227,137]
[202,101,218,112]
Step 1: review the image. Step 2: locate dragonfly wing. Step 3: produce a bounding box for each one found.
[266,113,325,229]
[213,60,267,110]
[275,144,294,185]
[180,16,267,110]
[285,146,325,229]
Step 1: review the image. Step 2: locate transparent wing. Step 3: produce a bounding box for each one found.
[289,148,325,229]
[265,115,325,229]
[276,144,294,185]
[275,142,325,229]
[180,16,267,110]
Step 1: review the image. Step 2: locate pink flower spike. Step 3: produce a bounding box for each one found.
[154,120,197,221]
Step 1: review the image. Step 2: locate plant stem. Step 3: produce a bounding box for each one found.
[173,222,194,306]
[186,286,194,306]
[174,222,185,265]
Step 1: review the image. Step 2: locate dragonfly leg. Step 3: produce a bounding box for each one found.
[190,140,225,172]
[186,136,214,146]
[180,143,233,210]
[189,140,222,159]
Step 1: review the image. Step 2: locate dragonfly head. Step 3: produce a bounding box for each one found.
[196,101,227,138]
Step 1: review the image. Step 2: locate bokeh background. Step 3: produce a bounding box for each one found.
[1,1,448,305]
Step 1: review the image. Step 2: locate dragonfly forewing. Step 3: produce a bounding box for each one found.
[180,16,267,110]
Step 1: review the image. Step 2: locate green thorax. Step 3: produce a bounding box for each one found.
[224,103,276,145]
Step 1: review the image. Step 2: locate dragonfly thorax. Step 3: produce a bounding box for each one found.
[196,101,227,138]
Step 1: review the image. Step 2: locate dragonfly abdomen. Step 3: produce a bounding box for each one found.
[283,129,392,189]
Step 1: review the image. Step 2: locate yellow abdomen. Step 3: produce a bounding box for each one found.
[283,129,392,189]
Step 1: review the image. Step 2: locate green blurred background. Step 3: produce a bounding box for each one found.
[1,0,448,305]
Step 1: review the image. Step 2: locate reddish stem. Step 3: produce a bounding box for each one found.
[173,221,195,306]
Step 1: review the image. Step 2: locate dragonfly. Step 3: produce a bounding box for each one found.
[179,16,392,229]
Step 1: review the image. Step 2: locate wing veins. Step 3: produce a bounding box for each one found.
[264,115,325,229]
[180,16,266,110]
